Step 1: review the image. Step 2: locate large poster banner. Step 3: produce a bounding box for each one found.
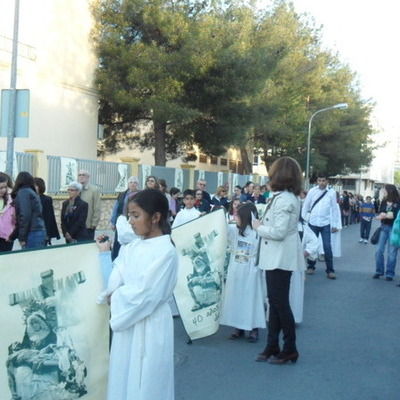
[60,157,78,191]
[171,209,227,340]
[0,243,109,400]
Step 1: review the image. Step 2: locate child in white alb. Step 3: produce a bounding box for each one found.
[172,189,201,228]
[220,202,266,342]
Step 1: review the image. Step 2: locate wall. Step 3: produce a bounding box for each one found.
[0,0,99,159]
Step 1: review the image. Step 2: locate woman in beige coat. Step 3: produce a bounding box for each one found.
[253,157,305,364]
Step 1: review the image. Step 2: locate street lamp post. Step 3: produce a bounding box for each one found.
[305,102,348,188]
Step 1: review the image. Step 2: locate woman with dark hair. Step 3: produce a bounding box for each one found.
[11,171,46,249]
[34,177,60,245]
[145,175,160,190]
[252,156,305,364]
[96,188,178,400]
[373,183,400,280]
[0,174,16,252]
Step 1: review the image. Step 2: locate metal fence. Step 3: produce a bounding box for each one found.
[16,152,35,174]
[14,152,267,196]
[46,156,132,194]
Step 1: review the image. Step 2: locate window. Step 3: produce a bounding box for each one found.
[220,158,227,166]
[229,160,237,172]
[237,161,244,175]
[210,156,218,165]
[199,154,208,163]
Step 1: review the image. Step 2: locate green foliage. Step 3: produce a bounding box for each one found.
[394,171,400,187]
[92,0,376,173]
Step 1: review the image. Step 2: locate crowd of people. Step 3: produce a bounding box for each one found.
[3,163,400,400]
[0,169,102,252]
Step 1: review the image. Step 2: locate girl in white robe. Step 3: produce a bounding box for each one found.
[97,189,179,400]
[220,203,266,342]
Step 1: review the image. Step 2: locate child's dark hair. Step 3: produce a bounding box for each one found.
[183,189,195,198]
[236,202,258,236]
[129,188,171,234]
[170,187,180,196]
[0,174,10,204]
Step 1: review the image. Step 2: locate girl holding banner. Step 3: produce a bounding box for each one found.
[220,202,266,342]
[97,189,178,400]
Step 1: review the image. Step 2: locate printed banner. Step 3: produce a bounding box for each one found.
[60,157,78,191]
[0,243,109,400]
[217,171,223,187]
[171,209,227,340]
[174,168,183,190]
[114,163,128,192]
[140,164,152,189]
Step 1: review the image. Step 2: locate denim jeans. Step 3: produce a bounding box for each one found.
[307,224,334,273]
[375,224,398,278]
[360,219,372,240]
[266,269,296,353]
[25,230,46,249]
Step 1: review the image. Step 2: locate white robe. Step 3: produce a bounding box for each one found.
[220,225,266,330]
[99,235,178,400]
[318,203,342,257]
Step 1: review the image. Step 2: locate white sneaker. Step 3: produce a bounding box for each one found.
[364,239,368,244]
[359,239,363,243]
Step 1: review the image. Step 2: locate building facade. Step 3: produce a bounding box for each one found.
[0,0,99,160]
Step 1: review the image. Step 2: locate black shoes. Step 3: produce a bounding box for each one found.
[267,351,299,364]
[372,274,381,279]
[255,345,281,362]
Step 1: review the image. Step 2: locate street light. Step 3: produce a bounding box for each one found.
[305,102,348,188]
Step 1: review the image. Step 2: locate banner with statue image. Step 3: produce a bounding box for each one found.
[60,157,78,192]
[171,209,228,340]
[0,243,109,400]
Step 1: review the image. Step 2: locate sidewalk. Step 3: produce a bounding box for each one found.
[174,221,400,400]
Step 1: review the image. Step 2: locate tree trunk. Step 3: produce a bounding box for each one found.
[240,146,253,175]
[153,119,167,166]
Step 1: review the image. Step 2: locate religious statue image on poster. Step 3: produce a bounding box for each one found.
[182,230,222,312]
[6,269,88,400]
[171,209,227,340]
[0,244,109,400]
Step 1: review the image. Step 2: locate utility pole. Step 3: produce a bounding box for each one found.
[6,0,20,176]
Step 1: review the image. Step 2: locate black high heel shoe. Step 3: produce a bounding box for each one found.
[267,351,299,364]
[255,345,280,362]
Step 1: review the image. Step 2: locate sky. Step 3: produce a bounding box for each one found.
[261,0,400,140]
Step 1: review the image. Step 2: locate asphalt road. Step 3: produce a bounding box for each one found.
[174,221,400,400]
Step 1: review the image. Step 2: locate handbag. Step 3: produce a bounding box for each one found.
[370,227,381,245]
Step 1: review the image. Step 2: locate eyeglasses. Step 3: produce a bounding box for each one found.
[67,189,78,192]
[221,190,226,192]
[78,174,87,177]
